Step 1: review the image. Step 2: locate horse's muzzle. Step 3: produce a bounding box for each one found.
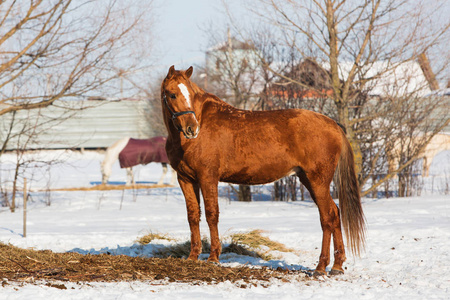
[182,124,200,139]
[174,115,200,139]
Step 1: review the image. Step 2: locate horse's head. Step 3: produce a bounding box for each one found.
[161,65,200,139]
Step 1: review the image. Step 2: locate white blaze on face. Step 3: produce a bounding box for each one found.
[176,82,199,137]
[177,83,191,107]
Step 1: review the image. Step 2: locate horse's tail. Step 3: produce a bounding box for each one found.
[335,133,366,256]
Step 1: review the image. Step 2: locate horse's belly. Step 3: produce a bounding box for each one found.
[220,164,296,185]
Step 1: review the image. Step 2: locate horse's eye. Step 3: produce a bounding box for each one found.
[170,94,176,99]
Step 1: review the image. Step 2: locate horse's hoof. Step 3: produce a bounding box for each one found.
[207,257,220,264]
[313,270,327,278]
[329,269,344,276]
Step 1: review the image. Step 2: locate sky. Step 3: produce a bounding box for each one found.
[153,0,231,70]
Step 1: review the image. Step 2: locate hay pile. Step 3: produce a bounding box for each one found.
[0,243,306,287]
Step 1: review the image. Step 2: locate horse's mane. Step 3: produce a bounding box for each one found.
[172,73,243,116]
[187,78,227,107]
[188,78,205,96]
[187,78,242,113]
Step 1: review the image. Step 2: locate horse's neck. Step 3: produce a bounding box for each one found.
[102,137,129,169]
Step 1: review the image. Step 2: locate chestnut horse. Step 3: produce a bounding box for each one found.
[161,65,365,276]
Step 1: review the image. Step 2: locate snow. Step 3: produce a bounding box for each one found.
[1,150,449,299]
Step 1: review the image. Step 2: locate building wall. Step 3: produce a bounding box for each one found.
[0,99,154,150]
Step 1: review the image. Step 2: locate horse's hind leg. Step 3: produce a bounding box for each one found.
[178,176,202,260]
[298,171,346,276]
[314,186,345,276]
[126,168,134,185]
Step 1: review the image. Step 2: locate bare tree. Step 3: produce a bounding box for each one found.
[0,0,154,118]
[205,28,265,109]
[225,0,449,196]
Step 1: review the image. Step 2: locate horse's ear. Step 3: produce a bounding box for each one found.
[167,65,175,78]
[185,66,193,78]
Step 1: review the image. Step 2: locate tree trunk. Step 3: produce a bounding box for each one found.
[288,176,297,201]
[336,102,363,181]
[371,174,378,198]
[238,185,251,202]
[11,162,20,213]
[274,181,281,201]
[398,174,406,197]
[300,184,305,201]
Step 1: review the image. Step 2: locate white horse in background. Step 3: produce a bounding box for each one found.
[387,133,450,177]
[101,136,176,185]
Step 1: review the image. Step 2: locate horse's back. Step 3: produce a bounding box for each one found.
[119,137,169,168]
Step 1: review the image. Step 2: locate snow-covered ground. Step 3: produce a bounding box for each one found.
[0,150,449,299]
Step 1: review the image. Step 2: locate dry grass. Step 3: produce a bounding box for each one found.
[152,238,260,259]
[0,229,306,288]
[0,242,304,287]
[138,230,295,261]
[136,232,175,245]
[230,230,296,260]
[153,238,210,258]
[148,230,296,261]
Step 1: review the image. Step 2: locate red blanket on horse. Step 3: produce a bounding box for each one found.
[118,136,169,168]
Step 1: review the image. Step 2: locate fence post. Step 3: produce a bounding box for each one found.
[23,178,27,238]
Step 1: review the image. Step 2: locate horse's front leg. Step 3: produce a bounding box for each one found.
[199,179,221,263]
[169,166,177,185]
[157,163,167,185]
[178,176,202,260]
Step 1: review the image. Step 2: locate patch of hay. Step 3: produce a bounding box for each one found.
[230,230,295,260]
[136,232,175,245]
[222,242,259,257]
[0,242,302,286]
[152,238,262,260]
[153,238,210,258]
[136,230,293,261]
